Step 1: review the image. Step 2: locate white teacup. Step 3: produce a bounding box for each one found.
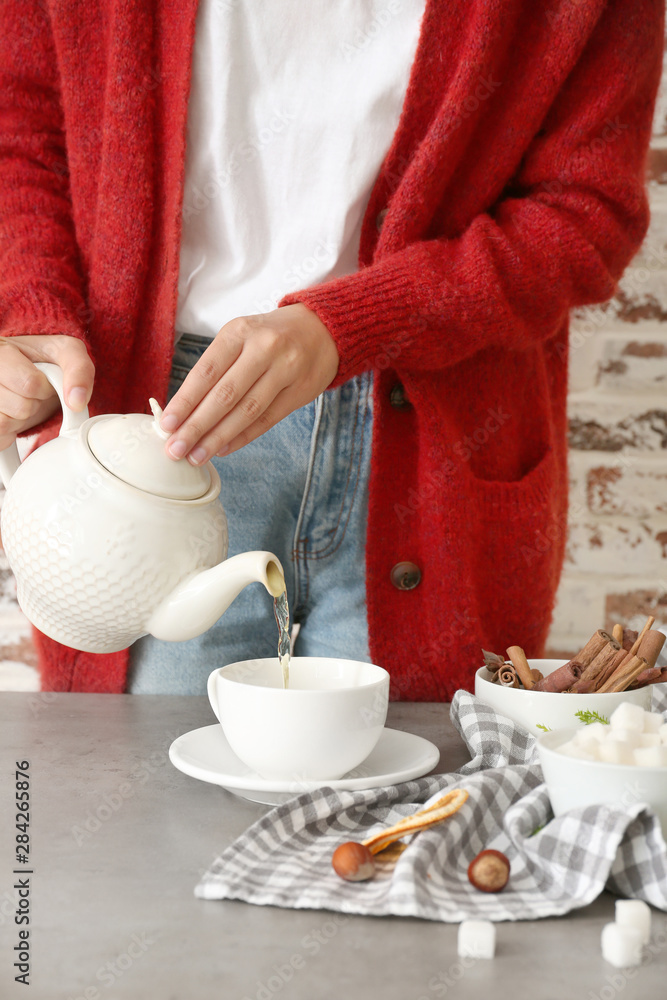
[207,656,390,780]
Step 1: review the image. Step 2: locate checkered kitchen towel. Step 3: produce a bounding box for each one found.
[195,688,667,921]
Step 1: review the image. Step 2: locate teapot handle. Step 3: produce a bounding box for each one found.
[0,362,89,489]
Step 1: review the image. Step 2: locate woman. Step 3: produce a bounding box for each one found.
[0,0,663,698]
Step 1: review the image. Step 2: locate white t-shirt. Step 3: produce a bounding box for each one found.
[175,0,426,339]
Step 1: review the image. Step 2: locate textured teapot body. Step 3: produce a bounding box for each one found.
[1,416,227,652]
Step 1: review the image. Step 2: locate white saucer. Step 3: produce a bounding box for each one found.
[169,725,440,805]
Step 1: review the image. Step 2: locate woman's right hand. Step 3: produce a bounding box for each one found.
[0,335,95,450]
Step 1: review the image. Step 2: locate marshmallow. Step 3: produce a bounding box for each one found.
[615,900,651,946]
[458,920,496,959]
[610,703,646,732]
[659,723,667,746]
[601,922,642,968]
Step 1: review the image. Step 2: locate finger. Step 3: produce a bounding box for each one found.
[165,354,277,459]
[42,335,95,410]
[0,335,95,411]
[0,342,56,402]
[159,329,246,434]
[0,394,61,451]
[0,430,18,451]
[0,385,47,422]
[0,410,26,451]
[188,372,295,463]
[210,385,297,460]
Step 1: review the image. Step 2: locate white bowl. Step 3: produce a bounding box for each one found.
[537,727,667,836]
[474,659,652,735]
[207,657,389,781]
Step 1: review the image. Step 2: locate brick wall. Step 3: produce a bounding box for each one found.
[0,44,666,689]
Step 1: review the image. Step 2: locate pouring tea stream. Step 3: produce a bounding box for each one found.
[0,363,286,655]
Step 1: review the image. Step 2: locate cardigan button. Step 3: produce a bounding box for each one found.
[390,562,421,591]
[389,381,411,409]
[375,207,388,232]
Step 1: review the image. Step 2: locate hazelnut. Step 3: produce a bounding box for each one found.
[331,842,376,882]
[467,849,510,893]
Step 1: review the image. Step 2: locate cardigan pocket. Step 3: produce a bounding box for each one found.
[466,446,566,652]
[466,445,561,524]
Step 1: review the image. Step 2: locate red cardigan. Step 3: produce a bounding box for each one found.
[0,1,663,699]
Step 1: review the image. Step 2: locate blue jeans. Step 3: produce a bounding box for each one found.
[126,333,373,694]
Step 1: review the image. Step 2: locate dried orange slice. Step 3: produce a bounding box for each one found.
[362,788,469,855]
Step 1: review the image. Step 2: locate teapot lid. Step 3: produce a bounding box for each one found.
[87,399,211,500]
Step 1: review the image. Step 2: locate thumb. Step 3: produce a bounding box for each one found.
[46,337,96,412]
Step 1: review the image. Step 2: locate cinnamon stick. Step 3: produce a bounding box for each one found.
[628,666,663,689]
[598,654,648,694]
[636,629,666,669]
[625,617,655,660]
[610,657,649,693]
[498,665,519,688]
[571,629,614,668]
[570,677,597,694]
[593,617,655,691]
[622,628,638,652]
[533,661,583,692]
[570,639,621,692]
[591,646,628,692]
[506,646,535,689]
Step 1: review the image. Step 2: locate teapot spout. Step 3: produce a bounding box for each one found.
[146,551,285,642]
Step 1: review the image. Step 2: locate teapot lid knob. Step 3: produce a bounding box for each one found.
[149,398,171,441]
[86,400,213,501]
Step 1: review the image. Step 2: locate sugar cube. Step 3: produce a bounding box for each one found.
[615,900,651,945]
[598,740,634,765]
[633,746,667,767]
[601,922,642,967]
[556,740,596,760]
[610,703,645,732]
[607,728,641,749]
[643,712,664,734]
[458,920,496,959]
[555,705,667,767]
[584,722,610,742]
[571,731,602,755]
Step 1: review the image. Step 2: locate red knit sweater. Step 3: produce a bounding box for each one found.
[0,1,663,699]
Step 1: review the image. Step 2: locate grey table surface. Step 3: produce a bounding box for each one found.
[0,692,665,1000]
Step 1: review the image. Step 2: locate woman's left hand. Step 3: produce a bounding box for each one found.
[159,303,339,464]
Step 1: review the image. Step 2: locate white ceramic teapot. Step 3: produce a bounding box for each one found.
[0,363,285,653]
